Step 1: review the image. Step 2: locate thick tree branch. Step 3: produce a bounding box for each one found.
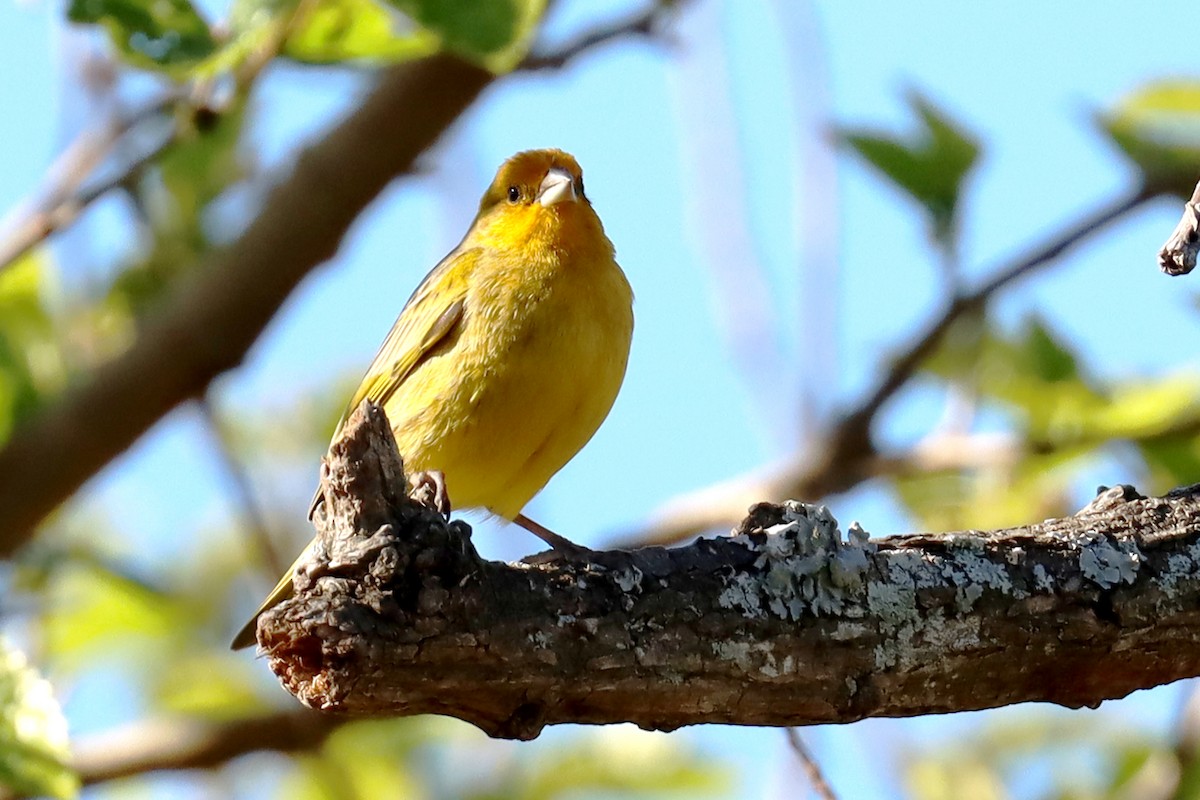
[0,55,494,556]
[258,403,1200,740]
[625,186,1155,547]
[0,94,179,274]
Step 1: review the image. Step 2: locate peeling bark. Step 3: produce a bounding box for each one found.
[259,402,1200,740]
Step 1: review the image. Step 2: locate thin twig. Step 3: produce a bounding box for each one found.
[1159,177,1200,276]
[0,95,180,274]
[786,728,839,800]
[846,186,1152,437]
[519,1,677,71]
[196,391,287,578]
[0,0,315,279]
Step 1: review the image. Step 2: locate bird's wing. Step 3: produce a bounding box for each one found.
[334,245,476,440]
[305,247,475,521]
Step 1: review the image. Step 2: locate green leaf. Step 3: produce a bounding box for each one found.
[67,0,217,71]
[1021,317,1077,383]
[506,728,728,800]
[893,448,1082,532]
[924,314,1101,443]
[1087,375,1200,441]
[1097,80,1200,197]
[921,308,987,381]
[0,639,78,799]
[905,758,1006,800]
[45,561,189,669]
[1141,435,1200,489]
[1175,753,1200,800]
[285,0,438,64]
[217,0,437,70]
[838,90,980,250]
[156,98,247,223]
[384,0,546,71]
[0,251,66,444]
[155,654,271,718]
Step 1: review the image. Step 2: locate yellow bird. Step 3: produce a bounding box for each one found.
[232,149,634,649]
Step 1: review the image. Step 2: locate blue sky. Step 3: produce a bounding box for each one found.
[2,1,1199,798]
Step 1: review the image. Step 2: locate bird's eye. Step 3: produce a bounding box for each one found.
[507,186,521,203]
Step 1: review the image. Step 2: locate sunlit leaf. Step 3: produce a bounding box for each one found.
[1141,435,1200,491]
[905,758,1006,800]
[507,727,728,800]
[923,315,1102,443]
[384,0,546,71]
[839,90,980,250]
[67,0,217,71]
[894,447,1081,532]
[285,0,437,64]
[1098,80,1200,197]
[904,712,1175,800]
[155,653,271,719]
[0,639,78,799]
[283,718,432,800]
[1086,376,1200,441]
[909,314,1200,526]
[45,562,190,669]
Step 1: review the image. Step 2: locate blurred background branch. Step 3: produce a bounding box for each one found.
[623,185,1154,548]
[69,710,340,789]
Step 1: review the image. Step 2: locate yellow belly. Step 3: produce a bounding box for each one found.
[383,254,633,520]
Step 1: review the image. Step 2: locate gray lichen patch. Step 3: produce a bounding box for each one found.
[866,581,918,627]
[614,566,644,593]
[1076,533,1142,589]
[711,639,797,678]
[717,577,765,619]
[1032,563,1054,593]
[717,502,876,621]
[940,549,1020,611]
[1159,552,1196,595]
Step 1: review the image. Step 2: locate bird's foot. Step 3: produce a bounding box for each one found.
[515,513,595,562]
[409,470,452,519]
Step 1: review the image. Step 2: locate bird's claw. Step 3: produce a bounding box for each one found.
[409,470,452,519]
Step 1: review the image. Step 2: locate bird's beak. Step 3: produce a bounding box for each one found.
[538,167,577,207]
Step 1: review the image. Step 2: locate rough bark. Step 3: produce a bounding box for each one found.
[259,402,1200,740]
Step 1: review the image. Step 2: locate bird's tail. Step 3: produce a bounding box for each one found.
[230,540,314,650]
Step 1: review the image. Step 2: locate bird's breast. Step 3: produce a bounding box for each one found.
[393,248,633,519]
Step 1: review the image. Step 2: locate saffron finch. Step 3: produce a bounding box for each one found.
[232,149,633,649]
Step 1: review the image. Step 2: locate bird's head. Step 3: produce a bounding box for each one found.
[467,149,611,259]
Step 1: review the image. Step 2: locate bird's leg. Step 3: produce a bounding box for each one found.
[409,470,452,519]
[515,513,593,559]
